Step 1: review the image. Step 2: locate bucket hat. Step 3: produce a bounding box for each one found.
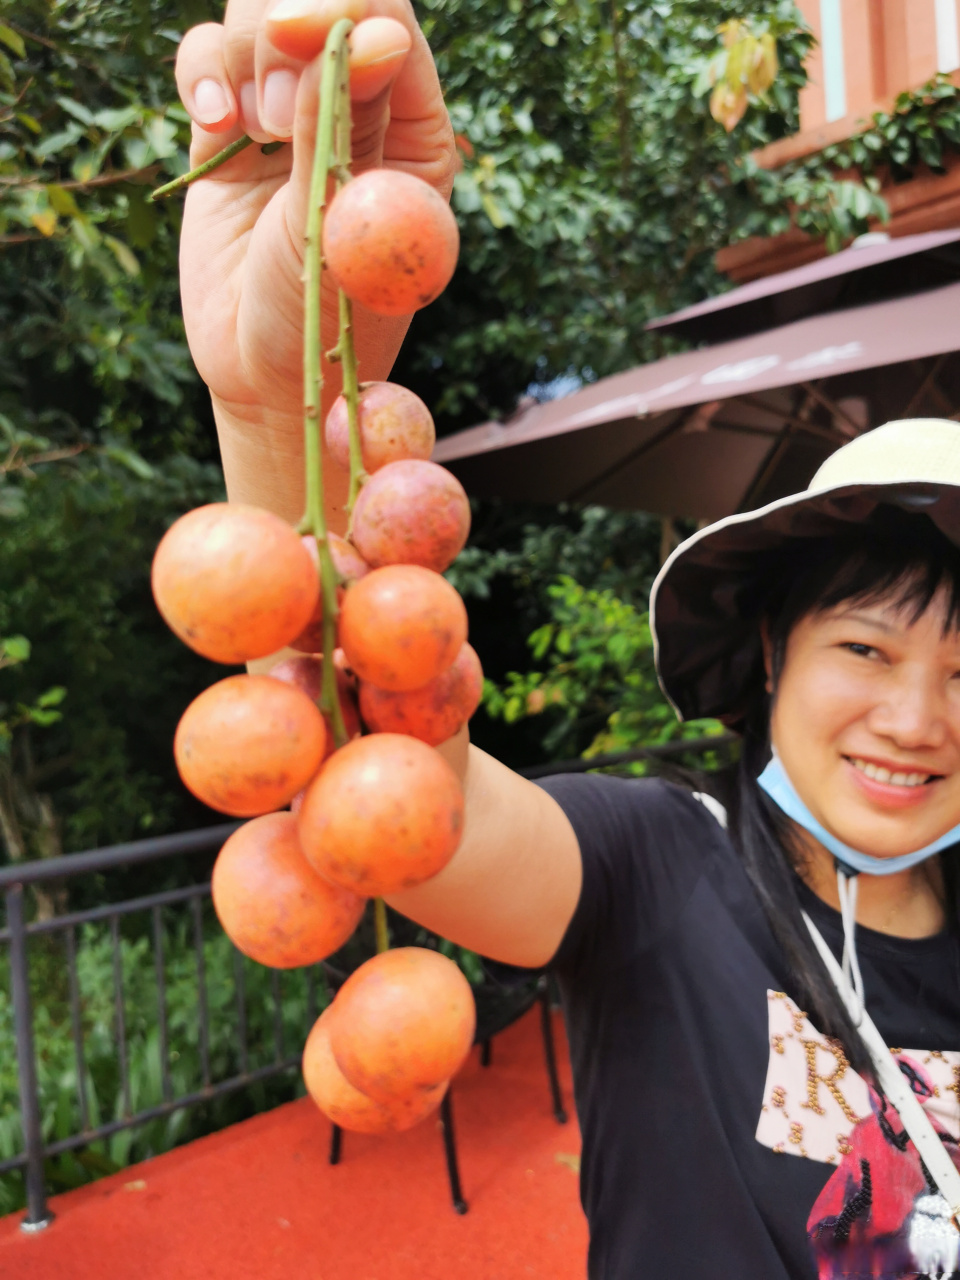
[650,418,960,729]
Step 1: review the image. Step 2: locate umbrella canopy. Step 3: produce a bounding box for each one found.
[645,228,960,345]
[433,280,960,523]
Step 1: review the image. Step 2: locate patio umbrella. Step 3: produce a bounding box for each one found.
[433,279,960,523]
[645,227,960,345]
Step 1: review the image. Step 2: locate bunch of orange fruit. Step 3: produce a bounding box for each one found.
[153,159,481,1133]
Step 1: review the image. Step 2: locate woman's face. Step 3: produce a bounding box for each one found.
[769,589,960,858]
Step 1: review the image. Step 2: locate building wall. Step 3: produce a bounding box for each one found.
[764,0,960,164]
[799,0,960,129]
[716,2,960,280]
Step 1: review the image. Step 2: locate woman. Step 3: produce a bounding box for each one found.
[174,4,960,1275]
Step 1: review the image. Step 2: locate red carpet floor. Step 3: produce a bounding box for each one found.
[0,1007,586,1280]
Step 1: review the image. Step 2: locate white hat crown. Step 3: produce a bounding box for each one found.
[810,418,960,493]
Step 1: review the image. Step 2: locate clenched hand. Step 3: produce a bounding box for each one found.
[174,0,456,521]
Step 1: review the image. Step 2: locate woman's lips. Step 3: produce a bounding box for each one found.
[844,755,942,809]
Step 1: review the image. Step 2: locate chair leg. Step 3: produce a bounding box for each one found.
[539,978,568,1124]
[480,1038,492,1067]
[439,1089,468,1214]
[329,1123,342,1165]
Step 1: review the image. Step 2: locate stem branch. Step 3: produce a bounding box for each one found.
[148,136,255,202]
[333,45,367,521]
[301,18,354,748]
[374,898,390,954]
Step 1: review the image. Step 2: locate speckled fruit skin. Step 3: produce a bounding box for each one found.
[322,170,459,317]
[174,675,327,817]
[290,534,369,654]
[324,382,436,474]
[267,656,361,759]
[359,643,483,746]
[212,813,364,968]
[351,460,470,573]
[339,565,467,692]
[298,733,464,895]
[302,1009,448,1134]
[152,504,318,664]
[328,949,475,1104]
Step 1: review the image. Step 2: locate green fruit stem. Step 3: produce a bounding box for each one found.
[332,63,367,521]
[374,897,390,954]
[301,16,354,748]
[339,289,366,523]
[148,136,279,202]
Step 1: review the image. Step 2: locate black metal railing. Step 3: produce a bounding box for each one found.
[2,733,737,1234]
[0,822,337,1232]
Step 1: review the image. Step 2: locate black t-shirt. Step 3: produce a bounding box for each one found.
[539,773,960,1280]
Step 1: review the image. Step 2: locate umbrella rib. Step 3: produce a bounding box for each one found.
[734,393,845,445]
[798,381,865,436]
[563,410,691,505]
[737,422,797,514]
[900,353,949,419]
[735,383,815,513]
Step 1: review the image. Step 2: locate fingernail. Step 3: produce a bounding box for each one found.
[193,78,229,126]
[262,69,299,137]
[270,0,313,19]
[240,81,261,135]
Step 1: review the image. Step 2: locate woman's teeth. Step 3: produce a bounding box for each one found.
[850,758,932,787]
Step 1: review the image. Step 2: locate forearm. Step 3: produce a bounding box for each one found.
[387,739,583,969]
[212,305,412,532]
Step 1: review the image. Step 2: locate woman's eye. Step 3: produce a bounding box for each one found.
[843,642,876,658]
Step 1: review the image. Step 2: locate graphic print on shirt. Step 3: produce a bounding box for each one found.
[756,991,960,1278]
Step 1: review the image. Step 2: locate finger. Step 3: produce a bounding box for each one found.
[265,0,365,60]
[283,17,411,227]
[257,0,368,138]
[348,17,411,103]
[267,0,451,190]
[353,0,454,194]
[175,24,240,134]
[222,0,272,142]
[256,0,359,139]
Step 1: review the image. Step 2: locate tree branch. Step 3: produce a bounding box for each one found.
[1,164,160,192]
[5,21,60,51]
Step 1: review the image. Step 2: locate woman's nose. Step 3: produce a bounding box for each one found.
[866,665,949,750]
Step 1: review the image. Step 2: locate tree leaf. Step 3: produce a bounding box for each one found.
[30,209,58,237]
[104,235,141,277]
[1,636,31,664]
[0,24,26,58]
[36,687,67,709]
[102,445,153,478]
[47,185,81,218]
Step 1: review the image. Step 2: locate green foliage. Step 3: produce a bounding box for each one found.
[0,633,65,758]
[0,907,329,1215]
[0,444,224,854]
[0,0,217,457]
[396,0,815,426]
[484,576,725,764]
[449,503,665,608]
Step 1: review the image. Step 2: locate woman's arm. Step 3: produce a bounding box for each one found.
[388,732,583,969]
[175,0,583,967]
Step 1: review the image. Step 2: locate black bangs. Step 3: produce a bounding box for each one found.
[764,505,960,684]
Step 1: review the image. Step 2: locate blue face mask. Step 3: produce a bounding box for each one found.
[757,752,960,876]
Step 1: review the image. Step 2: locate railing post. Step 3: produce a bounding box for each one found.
[7,884,54,1232]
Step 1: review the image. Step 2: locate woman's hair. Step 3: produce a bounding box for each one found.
[728,504,960,1072]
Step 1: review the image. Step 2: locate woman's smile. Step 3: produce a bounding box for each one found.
[843,753,945,809]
